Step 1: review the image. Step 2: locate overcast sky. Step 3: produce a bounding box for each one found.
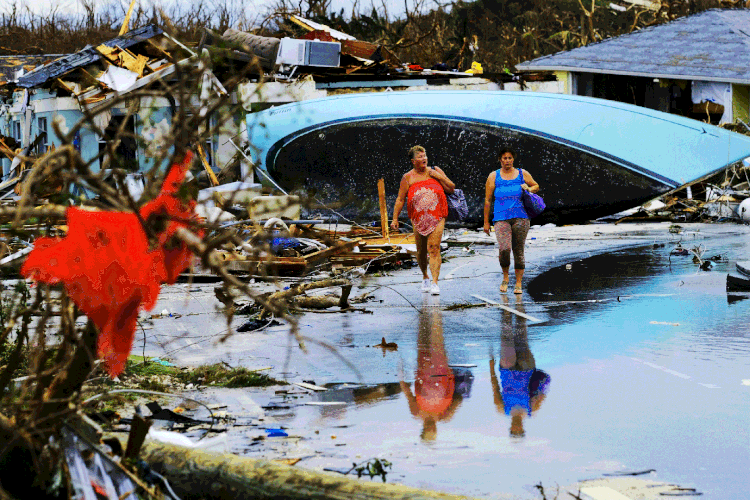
[0,0,438,25]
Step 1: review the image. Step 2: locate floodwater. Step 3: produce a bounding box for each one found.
[240,234,750,499]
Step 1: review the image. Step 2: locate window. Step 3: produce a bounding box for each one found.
[12,121,21,143]
[36,117,47,155]
[203,128,215,170]
[98,115,139,171]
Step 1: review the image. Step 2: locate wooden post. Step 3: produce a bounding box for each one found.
[196,143,220,187]
[378,178,389,240]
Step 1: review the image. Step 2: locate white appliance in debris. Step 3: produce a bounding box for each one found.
[276,38,340,67]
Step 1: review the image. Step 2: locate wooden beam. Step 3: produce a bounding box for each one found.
[303,238,361,268]
[377,178,389,240]
[146,38,172,59]
[119,0,138,36]
[195,143,219,187]
[288,15,314,32]
[54,78,75,94]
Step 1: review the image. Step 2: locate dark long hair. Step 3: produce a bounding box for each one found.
[498,147,516,159]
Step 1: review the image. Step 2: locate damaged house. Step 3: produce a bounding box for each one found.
[516,8,750,126]
[0,25,255,201]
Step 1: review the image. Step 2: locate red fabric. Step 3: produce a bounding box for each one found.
[407,178,448,236]
[21,152,199,377]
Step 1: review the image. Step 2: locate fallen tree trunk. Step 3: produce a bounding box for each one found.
[140,442,479,500]
[267,278,350,302]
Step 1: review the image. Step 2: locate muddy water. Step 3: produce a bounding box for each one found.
[242,236,750,499]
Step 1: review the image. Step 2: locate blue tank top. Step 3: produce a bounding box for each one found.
[493,168,528,222]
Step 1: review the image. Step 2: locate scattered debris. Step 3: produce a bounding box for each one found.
[324,458,393,482]
[293,381,328,391]
[373,337,398,351]
[616,157,750,224]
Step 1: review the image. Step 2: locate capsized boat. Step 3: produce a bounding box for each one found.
[246,91,750,224]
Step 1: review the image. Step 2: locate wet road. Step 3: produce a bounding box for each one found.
[245,235,749,498]
[145,224,750,498]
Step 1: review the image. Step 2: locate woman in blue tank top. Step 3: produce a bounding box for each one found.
[482,148,540,294]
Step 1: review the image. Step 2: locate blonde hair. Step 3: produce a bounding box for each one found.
[408,145,426,159]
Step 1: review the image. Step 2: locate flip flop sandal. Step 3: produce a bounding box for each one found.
[514,285,523,294]
[500,279,509,293]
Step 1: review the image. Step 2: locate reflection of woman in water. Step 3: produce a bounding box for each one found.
[490,294,550,437]
[400,297,469,441]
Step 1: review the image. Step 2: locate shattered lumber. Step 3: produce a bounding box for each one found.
[267,278,350,303]
[303,238,362,267]
[219,239,363,276]
[139,441,479,500]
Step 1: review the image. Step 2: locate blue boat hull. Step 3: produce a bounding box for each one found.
[247,91,750,224]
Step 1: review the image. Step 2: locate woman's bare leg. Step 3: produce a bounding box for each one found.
[426,218,445,284]
[414,229,429,280]
[494,220,512,290]
[510,218,530,292]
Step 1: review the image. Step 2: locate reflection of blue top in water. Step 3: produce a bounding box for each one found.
[500,369,551,416]
[493,169,527,222]
[500,369,534,415]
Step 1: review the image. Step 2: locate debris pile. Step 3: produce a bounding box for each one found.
[192,219,416,279]
[615,158,750,224]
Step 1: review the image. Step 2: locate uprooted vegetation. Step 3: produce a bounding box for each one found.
[0,30,309,500]
[1,0,748,72]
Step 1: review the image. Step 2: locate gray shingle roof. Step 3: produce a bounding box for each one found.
[516,9,750,84]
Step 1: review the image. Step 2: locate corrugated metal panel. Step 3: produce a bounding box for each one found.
[17,24,164,88]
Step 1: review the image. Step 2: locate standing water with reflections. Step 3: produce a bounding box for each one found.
[246,237,750,499]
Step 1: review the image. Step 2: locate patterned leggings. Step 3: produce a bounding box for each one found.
[494,218,530,269]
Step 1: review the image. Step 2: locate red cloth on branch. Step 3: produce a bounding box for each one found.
[21,152,199,377]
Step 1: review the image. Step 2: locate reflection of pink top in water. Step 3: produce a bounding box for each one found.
[407,178,448,236]
[415,341,455,416]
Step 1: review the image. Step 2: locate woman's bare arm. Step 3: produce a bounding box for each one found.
[483,171,495,235]
[489,357,505,414]
[521,170,540,194]
[390,174,410,230]
[430,166,455,194]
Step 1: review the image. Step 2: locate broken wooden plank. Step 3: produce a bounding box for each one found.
[377,178,389,240]
[196,143,219,186]
[53,78,75,94]
[293,381,328,391]
[78,67,107,89]
[303,239,361,267]
[146,38,172,59]
[118,0,138,36]
[95,44,119,64]
[224,257,307,275]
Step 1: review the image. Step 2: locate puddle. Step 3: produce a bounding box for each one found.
[228,237,750,499]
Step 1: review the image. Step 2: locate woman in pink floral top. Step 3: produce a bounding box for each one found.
[391,145,455,295]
